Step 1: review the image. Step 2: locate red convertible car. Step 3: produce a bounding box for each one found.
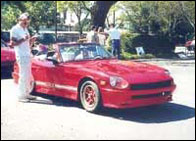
[12,43,176,112]
[1,39,16,72]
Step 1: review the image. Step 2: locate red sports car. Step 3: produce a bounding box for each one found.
[1,39,16,72]
[12,43,176,112]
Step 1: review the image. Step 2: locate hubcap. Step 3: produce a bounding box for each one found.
[83,85,96,106]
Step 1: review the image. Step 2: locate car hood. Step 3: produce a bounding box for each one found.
[82,59,172,84]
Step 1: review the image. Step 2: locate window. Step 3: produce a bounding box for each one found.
[59,44,113,62]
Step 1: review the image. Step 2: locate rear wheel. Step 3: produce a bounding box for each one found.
[80,81,101,112]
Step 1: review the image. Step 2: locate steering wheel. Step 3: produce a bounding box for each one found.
[94,55,103,60]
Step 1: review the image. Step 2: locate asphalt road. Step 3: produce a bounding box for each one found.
[1,59,195,140]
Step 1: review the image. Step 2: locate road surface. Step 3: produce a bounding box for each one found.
[1,59,195,140]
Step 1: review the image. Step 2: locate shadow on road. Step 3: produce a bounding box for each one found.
[32,92,195,123]
[32,92,81,107]
[98,103,195,123]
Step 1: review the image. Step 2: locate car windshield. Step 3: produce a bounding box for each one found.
[59,44,113,62]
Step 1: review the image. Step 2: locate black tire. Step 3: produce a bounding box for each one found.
[80,81,102,112]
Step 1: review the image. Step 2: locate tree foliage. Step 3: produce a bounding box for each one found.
[57,1,90,34]
[1,1,195,42]
[90,1,117,27]
[24,1,56,33]
[57,1,117,33]
[117,1,195,37]
[1,3,22,30]
[1,1,56,33]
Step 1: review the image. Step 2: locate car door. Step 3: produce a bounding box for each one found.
[50,61,82,100]
[32,59,57,95]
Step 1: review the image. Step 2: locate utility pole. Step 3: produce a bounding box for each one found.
[55,1,57,42]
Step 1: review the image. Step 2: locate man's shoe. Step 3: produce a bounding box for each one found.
[26,95,37,100]
[18,95,37,102]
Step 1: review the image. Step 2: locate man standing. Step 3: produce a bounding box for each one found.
[86,25,99,44]
[108,24,121,59]
[10,13,37,101]
[97,26,106,46]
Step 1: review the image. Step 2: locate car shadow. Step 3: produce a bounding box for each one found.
[97,103,195,123]
[32,92,195,123]
[32,92,81,107]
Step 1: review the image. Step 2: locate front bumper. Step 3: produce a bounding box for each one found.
[100,85,176,109]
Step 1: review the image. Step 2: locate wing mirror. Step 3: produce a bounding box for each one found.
[31,49,39,56]
[47,57,59,65]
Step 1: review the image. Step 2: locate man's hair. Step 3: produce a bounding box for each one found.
[18,13,30,21]
[98,26,103,32]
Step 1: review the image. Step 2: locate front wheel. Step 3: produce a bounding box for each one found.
[80,81,102,112]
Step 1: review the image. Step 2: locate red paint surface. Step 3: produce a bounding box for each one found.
[1,45,16,67]
[12,43,176,109]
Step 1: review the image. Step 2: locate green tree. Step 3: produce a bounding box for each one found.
[1,1,56,33]
[89,1,117,27]
[24,1,56,33]
[178,1,195,31]
[118,1,195,37]
[58,1,117,30]
[57,1,90,34]
[1,4,22,30]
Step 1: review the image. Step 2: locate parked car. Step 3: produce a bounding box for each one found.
[1,39,16,72]
[1,31,10,43]
[37,33,56,45]
[12,43,176,112]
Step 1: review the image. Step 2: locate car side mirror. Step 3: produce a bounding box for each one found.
[31,49,39,56]
[47,57,59,65]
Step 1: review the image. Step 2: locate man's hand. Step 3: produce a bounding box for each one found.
[30,35,38,42]
[9,41,15,48]
[99,32,109,37]
[30,35,38,47]
[24,35,30,40]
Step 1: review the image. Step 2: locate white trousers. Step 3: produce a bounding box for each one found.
[16,56,32,98]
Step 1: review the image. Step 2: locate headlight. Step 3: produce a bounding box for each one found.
[109,76,129,89]
[165,70,170,75]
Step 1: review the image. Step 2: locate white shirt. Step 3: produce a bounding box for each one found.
[10,24,31,57]
[86,31,98,43]
[98,33,106,46]
[108,28,121,40]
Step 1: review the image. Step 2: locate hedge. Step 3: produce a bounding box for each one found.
[105,31,176,58]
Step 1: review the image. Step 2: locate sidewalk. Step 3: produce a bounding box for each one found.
[133,58,195,67]
[133,57,195,63]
